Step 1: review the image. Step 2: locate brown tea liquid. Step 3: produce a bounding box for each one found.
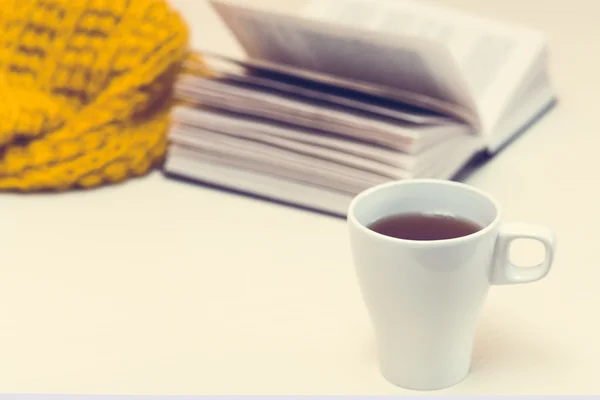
[368,213,482,241]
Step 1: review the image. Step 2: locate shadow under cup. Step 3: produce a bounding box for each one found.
[347,180,503,391]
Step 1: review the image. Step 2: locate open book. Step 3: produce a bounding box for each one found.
[164,0,556,216]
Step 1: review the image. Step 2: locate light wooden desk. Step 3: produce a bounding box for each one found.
[0,0,598,395]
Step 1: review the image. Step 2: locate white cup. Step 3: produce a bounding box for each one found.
[347,179,556,390]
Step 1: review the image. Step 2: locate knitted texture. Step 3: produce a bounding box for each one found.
[0,0,191,191]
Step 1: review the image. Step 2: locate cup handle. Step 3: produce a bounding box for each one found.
[491,222,556,285]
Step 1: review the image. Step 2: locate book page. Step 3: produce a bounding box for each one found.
[185,55,453,126]
[166,134,481,217]
[175,77,471,152]
[303,0,547,134]
[486,69,555,152]
[165,146,355,217]
[209,0,480,127]
[171,106,467,167]
[170,127,410,179]
[170,134,394,194]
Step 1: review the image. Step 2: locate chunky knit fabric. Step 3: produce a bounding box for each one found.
[0,0,191,191]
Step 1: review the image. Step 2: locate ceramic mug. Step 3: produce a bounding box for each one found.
[347,179,556,390]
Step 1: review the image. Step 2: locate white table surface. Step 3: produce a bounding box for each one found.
[1,0,599,395]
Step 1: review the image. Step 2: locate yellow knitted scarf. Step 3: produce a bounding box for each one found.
[0,0,191,191]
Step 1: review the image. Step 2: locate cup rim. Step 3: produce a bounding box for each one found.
[348,179,502,247]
